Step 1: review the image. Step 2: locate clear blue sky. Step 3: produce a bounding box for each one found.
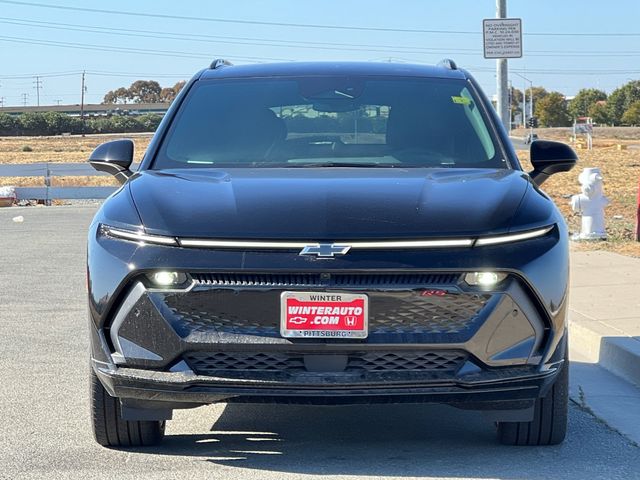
[0,0,639,107]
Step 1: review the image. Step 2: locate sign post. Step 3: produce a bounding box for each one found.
[483,11,522,133]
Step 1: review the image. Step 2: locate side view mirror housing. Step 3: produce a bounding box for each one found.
[529,140,577,186]
[88,139,134,184]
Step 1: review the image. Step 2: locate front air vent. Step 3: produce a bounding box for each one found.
[190,272,461,288]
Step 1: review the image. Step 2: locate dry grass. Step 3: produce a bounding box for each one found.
[0,134,152,165]
[520,126,640,142]
[1,132,639,256]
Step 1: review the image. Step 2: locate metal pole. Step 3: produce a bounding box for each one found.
[508,80,513,129]
[34,76,42,107]
[45,162,51,207]
[80,71,86,137]
[636,177,640,241]
[529,80,534,137]
[496,0,509,132]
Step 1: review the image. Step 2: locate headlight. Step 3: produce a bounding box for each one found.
[102,225,177,246]
[475,226,554,247]
[464,271,508,287]
[147,271,188,287]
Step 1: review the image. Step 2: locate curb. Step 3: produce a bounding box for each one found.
[570,318,640,388]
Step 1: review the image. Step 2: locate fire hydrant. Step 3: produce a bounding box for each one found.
[570,168,609,240]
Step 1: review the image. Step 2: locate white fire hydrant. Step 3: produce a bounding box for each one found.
[570,168,609,240]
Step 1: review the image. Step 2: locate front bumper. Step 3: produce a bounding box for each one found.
[90,271,566,412]
[94,360,559,410]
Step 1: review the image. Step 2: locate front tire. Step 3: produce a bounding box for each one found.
[90,369,165,447]
[497,358,569,446]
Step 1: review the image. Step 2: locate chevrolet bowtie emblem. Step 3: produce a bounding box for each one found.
[299,244,351,257]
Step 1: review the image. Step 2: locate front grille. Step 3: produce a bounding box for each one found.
[351,351,467,372]
[191,272,461,288]
[165,290,490,338]
[183,350,467,376]
[369,293,490,334]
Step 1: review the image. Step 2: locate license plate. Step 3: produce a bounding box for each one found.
[280,291,368,339]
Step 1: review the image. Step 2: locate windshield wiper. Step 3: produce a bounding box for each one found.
[290,162,397,168]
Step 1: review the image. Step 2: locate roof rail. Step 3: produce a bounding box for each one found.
[209,59,233,69]
[437,58,458,70]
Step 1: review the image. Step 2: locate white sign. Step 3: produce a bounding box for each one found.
[483,18,522,59]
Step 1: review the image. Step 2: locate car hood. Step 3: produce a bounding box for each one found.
[128,168,530,239]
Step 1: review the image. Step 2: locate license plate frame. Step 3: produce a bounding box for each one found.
[280,291,368,339]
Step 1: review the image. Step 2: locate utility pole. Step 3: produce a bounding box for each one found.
[508,80,513,128]
[80,71,86,136]
[496,0,509,132]
[0,97,5,108]
[513,71,533,128]
[33,76,43,107]
[21,93,28,107]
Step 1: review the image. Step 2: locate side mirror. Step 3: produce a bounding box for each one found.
[88,139,134,184]
[529,140,577,186]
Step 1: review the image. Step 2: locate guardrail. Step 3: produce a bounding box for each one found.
[0,162,136,202]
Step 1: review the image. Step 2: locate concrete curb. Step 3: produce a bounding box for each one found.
[570,318,640,388]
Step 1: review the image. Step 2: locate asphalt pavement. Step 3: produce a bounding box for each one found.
[1,205,639,480]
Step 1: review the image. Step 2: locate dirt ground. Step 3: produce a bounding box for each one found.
[1,130,639,256]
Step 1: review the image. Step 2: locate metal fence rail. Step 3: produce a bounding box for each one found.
[0,162,137,201]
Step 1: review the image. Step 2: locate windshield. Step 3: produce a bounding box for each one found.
[153,76,507,169]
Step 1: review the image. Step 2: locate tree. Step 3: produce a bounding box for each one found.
[42,111,81,135]
[103,87,130,104]
[160,81,186,103]
[568,88,607,119]
[18,112,48,135]
[587,102,610,125]
[536,92,571,127]
[510,87,523,117]
[136,113,163,131]
[607,80,640,125]
[103,80,184,104]
[0,113,17,135]
[127,80,162,103]
[621,101,640,125]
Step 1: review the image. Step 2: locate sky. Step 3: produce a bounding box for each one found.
[0,0,639,107]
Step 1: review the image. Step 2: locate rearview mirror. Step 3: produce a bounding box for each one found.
[529,140,577,186]
[88,139,134,184]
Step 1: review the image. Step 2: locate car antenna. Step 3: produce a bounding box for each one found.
[437,58,458,70]
[210,59,233,70]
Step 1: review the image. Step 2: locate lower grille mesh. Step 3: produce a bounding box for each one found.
[183,350,467,375]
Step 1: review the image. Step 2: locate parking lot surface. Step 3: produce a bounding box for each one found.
[1,206,639,480]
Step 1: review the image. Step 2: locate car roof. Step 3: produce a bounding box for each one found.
[198,61,468,81]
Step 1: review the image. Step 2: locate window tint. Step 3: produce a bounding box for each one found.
[155,77,506,169]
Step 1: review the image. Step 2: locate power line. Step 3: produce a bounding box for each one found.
[0,17,482,56]
[0,0,478,35]
[0,34,294,62]
[0,70,82,79]
[3,17,640,57]
[0,70,188,80]
[1,0,639,37]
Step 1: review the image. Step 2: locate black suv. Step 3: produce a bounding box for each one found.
[87,60,576,447]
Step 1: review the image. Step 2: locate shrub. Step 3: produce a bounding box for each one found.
[0,113,17,135]
[0,112,163,136]
[22,145,33,152]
